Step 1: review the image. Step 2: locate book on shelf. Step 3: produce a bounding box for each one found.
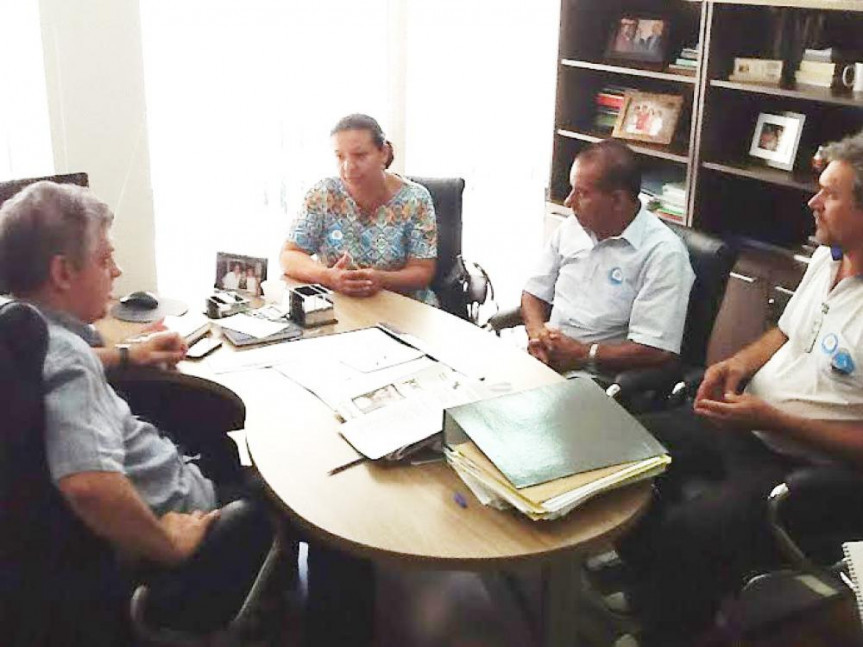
[803,47,835,63]
[798,60,836,75]
[667,64,697,76]
[596,93,624,109]
[673,57,697,67]
[653,208,686,225]
[794,71,833,88]
[661,181,687,205]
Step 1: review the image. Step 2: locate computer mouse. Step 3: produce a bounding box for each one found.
[120,290,159,310]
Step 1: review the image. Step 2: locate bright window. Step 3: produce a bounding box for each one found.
[0,0,53,181]
[141,0,558,302]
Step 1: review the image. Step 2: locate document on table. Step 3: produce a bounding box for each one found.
[217,312,292,339]
[338,363,492,460]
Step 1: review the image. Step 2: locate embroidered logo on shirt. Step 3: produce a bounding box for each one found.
[820,332,839,355]
[831,348,855,375]
[608,267,624,285]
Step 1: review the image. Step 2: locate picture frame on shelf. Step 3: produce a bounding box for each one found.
[215,252,268,297]
[605,16,669,66]
[748,111,806,172]
[729,57,783,85]
[612,91,683,146]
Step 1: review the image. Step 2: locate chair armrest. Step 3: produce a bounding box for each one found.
[486,305,522,333]
[769,466,863,569]
[108,367,245,442]
[612,363,683,396]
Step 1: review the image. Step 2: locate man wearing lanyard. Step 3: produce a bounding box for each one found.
[522,139,695,376]
[615,130,863,646]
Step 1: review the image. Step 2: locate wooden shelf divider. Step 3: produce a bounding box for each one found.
[710,80,863,107]
[557,129,690,164]
[561,59,698,84]
[701,160,818,192]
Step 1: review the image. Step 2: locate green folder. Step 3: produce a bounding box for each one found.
[443,378,667,489]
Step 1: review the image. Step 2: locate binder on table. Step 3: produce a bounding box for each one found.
[443,378,667,489]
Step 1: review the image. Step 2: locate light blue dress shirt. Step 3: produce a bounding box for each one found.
[523,208,694,354]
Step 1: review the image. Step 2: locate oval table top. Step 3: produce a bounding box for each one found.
[220,289,653,569]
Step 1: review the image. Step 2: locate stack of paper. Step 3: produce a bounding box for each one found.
[446,443,669,521]
[162,311,210,344]
[443,379,670,521]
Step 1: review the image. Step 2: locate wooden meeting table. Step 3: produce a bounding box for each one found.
[100,287,652,647]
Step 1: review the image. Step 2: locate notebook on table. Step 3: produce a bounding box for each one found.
[843,541,863,624]
[221,322,302,347]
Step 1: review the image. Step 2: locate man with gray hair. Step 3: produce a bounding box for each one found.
[0,181,274,635]
[613,130,863,646]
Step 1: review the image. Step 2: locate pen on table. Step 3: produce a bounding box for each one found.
[328,455,368,476]
[453,491,468,509]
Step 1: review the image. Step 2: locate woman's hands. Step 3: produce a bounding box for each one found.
[326,253,383,297]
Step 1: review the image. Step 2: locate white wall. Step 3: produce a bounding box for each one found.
[38,0,156,295]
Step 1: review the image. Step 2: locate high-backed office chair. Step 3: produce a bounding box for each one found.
[0,172,90,207]
[488,223,737,411]
[714,466,863,645]
[0,301,131,647]
[0,302,280,646]
[408,176,493,323]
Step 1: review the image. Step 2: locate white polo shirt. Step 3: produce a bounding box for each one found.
[748,245,863,461]
[523,208,694,353]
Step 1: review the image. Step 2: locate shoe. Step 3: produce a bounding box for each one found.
[585,549,622,573]
[614,634,639,647]
[602,591,632,616]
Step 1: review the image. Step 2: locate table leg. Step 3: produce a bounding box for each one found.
[540,555,585,647]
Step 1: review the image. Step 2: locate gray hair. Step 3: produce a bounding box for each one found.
[821,131,863,208]
[0,181,113,295]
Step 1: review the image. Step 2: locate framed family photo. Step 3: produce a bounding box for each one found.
[215,252,268,297]
[612,91,683,146]
[605,16,669,65]
[748,112,806,171]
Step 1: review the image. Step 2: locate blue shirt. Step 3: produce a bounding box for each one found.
[523,208,694,354]
[40,308,216,515]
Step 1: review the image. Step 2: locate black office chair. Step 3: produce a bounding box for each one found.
[488,223,737,412]
[714,466,863,644]
[0,172,90,206]
[408,176,494,324]
[0,302,281,646]
[0,301,131,647]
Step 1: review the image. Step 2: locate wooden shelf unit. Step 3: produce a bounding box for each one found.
[549,0,863,360]
[550,0,863,250]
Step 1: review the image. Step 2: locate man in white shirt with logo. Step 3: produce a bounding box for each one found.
[617,130,863,647]
[522,139,695,376]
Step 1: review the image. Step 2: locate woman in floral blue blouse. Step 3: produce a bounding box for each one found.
[280,114,438,305]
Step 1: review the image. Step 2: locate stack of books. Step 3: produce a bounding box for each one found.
[795,53,836,89]
[443,379,670,521]
[594,86,626,132]
[650,182,687,224]
[667,44,699,76]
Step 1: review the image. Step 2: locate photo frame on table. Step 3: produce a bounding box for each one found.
[605,16,669,65]
[748,112,806,172]
[215,252,268,297]
[612,91,684,146]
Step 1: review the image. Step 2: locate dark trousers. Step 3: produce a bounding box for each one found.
[146,432,376,644]
[616,406,803,645]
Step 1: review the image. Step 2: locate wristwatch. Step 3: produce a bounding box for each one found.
[587,343,599,372]
[116,344,131,369]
